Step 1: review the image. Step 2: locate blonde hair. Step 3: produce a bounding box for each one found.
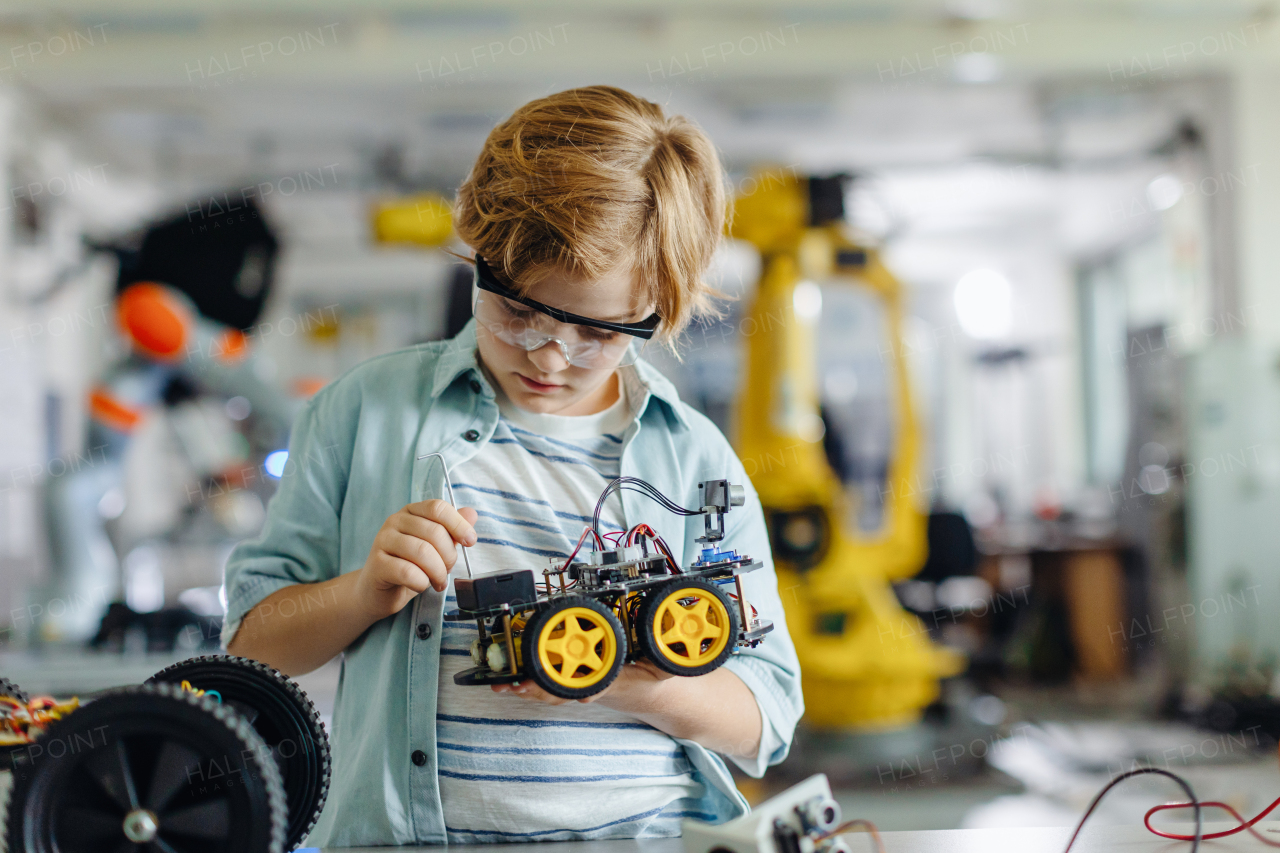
[453,85,726,345]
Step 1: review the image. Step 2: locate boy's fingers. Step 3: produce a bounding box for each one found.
[408,500,477,546]
[383,531,447,590]
[511,682,565,704]
[379,555,431,594]
[396,514,458,568]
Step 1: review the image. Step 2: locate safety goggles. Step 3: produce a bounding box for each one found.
[471,256,659,369]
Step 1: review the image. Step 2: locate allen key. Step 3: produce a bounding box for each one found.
[417,452,473,580]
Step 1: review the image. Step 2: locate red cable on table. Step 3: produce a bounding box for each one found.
[1146,795,1280,846]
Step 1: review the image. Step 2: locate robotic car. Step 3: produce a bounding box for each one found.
[2,655,330,853]
[448,476,774,699]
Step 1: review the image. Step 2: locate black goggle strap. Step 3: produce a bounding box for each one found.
[473,256,661,340]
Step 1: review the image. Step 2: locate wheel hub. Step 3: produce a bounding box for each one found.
[652,587,732,668]
[536,605,617,689]
[122,809,159,843]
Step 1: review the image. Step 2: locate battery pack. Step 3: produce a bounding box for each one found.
[454,569,538,611]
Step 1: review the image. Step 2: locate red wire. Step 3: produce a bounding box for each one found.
[1146,796,1280,845]
[618,523,679,572]
[652,535,680,574]
[561,527,596,571]
[818,819,885,853]
[624,523,653,546]
[578,522,681,574]
[728,593,758,619]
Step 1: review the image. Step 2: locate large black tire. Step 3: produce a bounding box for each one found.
[523,596,626,699]
[636,579,740,676]
[148,655,330,850]
[0,676,29,704]
[5,681,287,853]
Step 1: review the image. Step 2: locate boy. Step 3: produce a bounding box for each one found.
[223,85,802,847]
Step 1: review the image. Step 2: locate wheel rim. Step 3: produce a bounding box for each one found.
[46,732,240,852]
[652,587,731,667]
[537,607,617,688]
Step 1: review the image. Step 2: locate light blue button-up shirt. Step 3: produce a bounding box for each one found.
[222,321,804,847]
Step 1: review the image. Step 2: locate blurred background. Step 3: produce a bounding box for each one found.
[2,0,1280,835]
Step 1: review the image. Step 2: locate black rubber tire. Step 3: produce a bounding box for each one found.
[523,596,626,700]
[0,676,29,704]
[637,579,740,676]
[5,681,287,853]
[148,655,330,850]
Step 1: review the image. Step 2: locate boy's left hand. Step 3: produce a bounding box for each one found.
[492,659,674,707]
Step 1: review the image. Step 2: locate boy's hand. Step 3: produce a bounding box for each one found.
[492,660,675,707]
[356,500,478,621]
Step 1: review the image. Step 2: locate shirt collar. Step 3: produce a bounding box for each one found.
[429,319,690,431]
[429,320,484,398]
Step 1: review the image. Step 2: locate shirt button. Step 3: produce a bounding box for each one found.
[416,622,432,640]
[463,429,480,442]
[411,750,428,767]
[469,379,482,393]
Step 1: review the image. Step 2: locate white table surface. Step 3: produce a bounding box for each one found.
[315,822,1280,852]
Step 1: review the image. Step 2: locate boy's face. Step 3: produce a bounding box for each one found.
[474,264,654,417]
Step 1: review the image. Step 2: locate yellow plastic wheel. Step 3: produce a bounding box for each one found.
[523,597,625,699]
[639,579,740,676]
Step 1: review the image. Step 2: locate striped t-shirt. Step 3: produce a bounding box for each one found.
[436,365,712,842]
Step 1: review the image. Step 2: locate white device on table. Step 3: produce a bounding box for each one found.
[682,774,851,853]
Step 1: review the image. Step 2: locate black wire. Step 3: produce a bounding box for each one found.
[614,485,697,517]
[1063,767,1201,853]
[614,478,696,514]
[593,477,700,537]
[649,532,681,574]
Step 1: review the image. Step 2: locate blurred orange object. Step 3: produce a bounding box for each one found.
[211,328,249,363]
[116,282,193,362]
[292,377,328,398]
[88,387,143,432]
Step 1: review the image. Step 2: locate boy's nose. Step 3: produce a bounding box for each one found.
[527,340,570,373]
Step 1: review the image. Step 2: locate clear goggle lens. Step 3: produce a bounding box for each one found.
[473,290,647,369]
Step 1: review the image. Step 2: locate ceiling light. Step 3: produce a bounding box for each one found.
[1146,173,1183,211]
[953,53,1003,83]
[793,280,823,322]
[954,268,1012,339]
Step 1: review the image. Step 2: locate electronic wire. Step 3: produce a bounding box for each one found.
[1064,767,1201,852]
[650,535,680,573]
[1143,717,1280,845]
[592,476,700,537]
[560,526,600,572]
[816,819,885,853]
[0,695,80,746]
[1145,795,1280,846]
[623,523,649,546]
[624,522,680,573]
